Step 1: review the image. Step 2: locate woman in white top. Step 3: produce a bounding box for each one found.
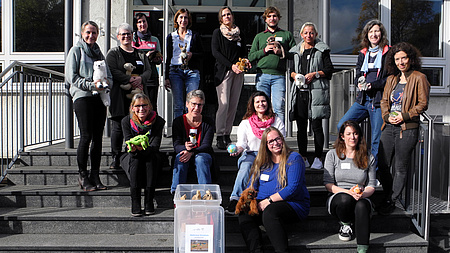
[225,91,285,214]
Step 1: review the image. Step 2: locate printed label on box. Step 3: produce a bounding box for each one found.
[185,225,213,253]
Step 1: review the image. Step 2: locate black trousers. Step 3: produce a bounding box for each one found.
[296,118,324,158]
[110,116,125,156]
[121,151,159,188]
[238,201,300,253]
[73,96,107,172]
[329,193,371,245]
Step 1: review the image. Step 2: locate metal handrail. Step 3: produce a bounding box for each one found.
[1,61,72,181]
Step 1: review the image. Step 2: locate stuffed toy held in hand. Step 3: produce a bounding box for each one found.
[126,131,150,152]
[120,63,143,99]
[147,50,163,65]
[235,187,259,216]
[92,60,111,107]
[267,35,285,59]
[179,43,189,70]
[235,58,250,72]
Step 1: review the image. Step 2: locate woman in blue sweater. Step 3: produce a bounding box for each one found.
[238,126,310,253]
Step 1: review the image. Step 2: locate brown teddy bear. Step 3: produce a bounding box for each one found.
[235,58,250,72]
[267,35,285,59]
[235,187,259,216]
[120,63,143,99]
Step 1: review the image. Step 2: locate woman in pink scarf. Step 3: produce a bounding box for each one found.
[225,91,285,215]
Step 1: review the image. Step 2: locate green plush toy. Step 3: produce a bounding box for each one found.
[126,131,150,152]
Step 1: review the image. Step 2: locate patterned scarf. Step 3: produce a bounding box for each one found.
[130,111,157,134]
[220,24,241,42]
[248,113,275,139]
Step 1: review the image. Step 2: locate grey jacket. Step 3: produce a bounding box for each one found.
[289,40,332,120]
[65,41,112,102]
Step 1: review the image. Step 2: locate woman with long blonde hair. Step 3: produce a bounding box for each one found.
[238,127,309,253]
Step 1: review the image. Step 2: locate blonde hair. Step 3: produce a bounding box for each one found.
[249,127,293,190]
[299,22,318,54]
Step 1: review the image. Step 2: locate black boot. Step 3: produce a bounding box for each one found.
[89,170,107,190]
[144,187,155,215]
[130,188,142,217]
[78,171,96,192]
[109,152,122,169]
[224,135,232,145]
[216,136,226,150]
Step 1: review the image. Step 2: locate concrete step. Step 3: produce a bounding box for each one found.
[0,232,427,252]
[0,205,412,235]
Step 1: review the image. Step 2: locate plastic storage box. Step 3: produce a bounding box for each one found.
[174,184,224,253]
[174,184,222,207]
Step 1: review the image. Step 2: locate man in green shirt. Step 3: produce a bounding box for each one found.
[248,6,296,123]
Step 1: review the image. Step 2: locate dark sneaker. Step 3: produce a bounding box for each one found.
[338,222,353,241]
[225,199,238,215]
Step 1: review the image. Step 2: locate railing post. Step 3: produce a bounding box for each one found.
[65,0,74,149]
[19,68,25,151]
[48,76,53,145]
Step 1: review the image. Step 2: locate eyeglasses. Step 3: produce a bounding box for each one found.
[119,32,131,37]
[190,102,204,108]
[134,104,149,108]
[267,136,282,146]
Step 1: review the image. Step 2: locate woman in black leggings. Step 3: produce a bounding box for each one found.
[323,120,376,253]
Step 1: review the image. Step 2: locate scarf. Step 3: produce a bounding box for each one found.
[248,113,275,139]
[220,24,241,42]
[78,39,102,61]
[361,45,382,74]
[130,111,157,134]
[136,31,152,41]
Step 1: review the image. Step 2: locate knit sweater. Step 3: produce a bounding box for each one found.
[248,28,296,75]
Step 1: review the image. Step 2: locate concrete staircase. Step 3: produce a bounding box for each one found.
[0,137,428,252]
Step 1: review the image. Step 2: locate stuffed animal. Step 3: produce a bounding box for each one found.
[202,189,213,200]
[191,190,202,200]
[235,58,249,72]
[179,43,189,70]
[267,35,285,59]
[180,194,187,200]
[352,184,363,194]
[235,187,259,216]
[92,60,110,107]
[120,63,143,99]
[125,131,150,152]
[294,73,307,89]
[147,50,163,65]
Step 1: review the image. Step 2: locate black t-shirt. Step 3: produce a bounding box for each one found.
[119,47,144,75]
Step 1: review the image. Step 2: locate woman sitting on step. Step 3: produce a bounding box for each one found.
[226,91,285,214]
[238,127,309,253]
[323,120,376,253]
[121,93,165,216]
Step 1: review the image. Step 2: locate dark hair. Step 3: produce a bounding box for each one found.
[218,6,234,24]
[385,42,422,76]
[334,120,368,169]
[263,6,282,20]
[81,21,99,33]
[243,91,275,120]
[133,13,150,47]
[360,19,389,50]
[174,8,192,29]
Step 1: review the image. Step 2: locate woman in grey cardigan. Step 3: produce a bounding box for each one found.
[65,21,112,191]
[106,23,153,170]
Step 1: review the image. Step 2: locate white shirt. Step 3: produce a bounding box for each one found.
[236,116,285,152]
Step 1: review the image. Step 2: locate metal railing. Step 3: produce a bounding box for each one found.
[0,61,77,181]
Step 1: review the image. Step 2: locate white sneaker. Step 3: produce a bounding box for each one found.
[338,222,353,241]
[303,158,310,168]
[310,157,323,169]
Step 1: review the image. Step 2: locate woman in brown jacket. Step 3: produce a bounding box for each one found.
[377,42,430,215]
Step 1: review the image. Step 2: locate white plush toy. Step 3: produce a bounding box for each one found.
[120,63,143,99]
[295,74,307,89]
[92,60,110,107]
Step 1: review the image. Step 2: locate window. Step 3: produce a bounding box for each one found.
[391,0,442,57]
[330,0,379,54]
[421,68,442,87]
[133,0,163,4]
[13,0,64,52]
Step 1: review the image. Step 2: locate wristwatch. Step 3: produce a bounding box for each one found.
[267,197,274,204]
[315,71,320,78]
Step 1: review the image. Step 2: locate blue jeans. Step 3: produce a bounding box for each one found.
[255,73,286,122]
[171,152,212,193]
[169,67,200,119]
[338,100,383,165]
[230,151,257,200]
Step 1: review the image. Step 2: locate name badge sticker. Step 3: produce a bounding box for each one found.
[237,41,241,47]
[260,174,270,181]
[341,163,351,170]
[136,60,144,65]
[275,37,283,42]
